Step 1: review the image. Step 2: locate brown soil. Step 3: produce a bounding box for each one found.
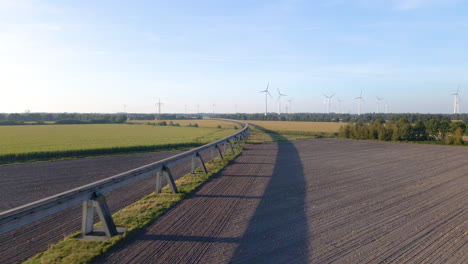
[93,139,467,264]
[0,151,194,264]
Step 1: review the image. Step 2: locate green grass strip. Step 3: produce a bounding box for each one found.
[24,147,243,264]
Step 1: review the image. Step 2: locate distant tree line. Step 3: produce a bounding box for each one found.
[0,113,206,125]
[1,112,468,127]
[339,118,466,145]
[0,113,128,125]
[214,113,468,124]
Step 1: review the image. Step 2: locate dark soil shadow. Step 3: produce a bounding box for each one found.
[230,126,310,263]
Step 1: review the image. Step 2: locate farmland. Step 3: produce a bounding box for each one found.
[130,119,240,129]
[94,139,467,263]
[0,124,236,163]
[246,120,344,133]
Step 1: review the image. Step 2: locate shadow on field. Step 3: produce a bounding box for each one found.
[230,125,310,263]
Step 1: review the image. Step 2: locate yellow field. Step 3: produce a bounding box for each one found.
[247,120,344,133]
[130,119,240,129]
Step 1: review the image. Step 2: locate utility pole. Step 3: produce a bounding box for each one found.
[155,98,163,120]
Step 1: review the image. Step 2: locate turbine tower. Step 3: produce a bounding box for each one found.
[376,97,384,113]
[212,103,216,114]
[355,91,365,115]
[323,93,335,114]
[123,104,128,121]
[452,88,462,114]
[322,98,326,114]
[337,98,343,114]
[385,101,391,114]
[288,98,293,114]
[277,88,287,114]
[155,98,163,120]
[259,82,272,116]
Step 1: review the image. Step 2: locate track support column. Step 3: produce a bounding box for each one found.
[163,166,178,193]
[79,192,125,241]
[155,166,178,194]
[196,152,208,174]
[215,144,224,160]
[155,171,163,193]
[191,156,196,174]
[228,140,235,155]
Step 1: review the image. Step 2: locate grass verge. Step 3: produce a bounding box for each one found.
[24,146,243,264]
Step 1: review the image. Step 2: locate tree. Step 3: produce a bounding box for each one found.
[113,114,127,123]
[454,128,465,145]
[451,122,466,134]
[413,121,427,141]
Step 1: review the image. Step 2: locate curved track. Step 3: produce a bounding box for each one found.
[94,139,467,264]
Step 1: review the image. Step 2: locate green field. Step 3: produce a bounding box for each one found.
[0,124,236,163]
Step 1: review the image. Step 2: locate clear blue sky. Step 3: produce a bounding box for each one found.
[0,0,467,114]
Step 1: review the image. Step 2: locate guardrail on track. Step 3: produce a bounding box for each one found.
[0,118,250,240]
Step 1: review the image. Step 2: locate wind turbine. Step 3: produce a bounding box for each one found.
[259,82,272,116]
[355,91,365,115]
[322,98,326,114]
[452,88,462,114]
[123,104,128,121]
[155,99,164,120]
[323,93,335,114]
[212,103,216,114]
[337,98,343,114]
[288,98,293,114]
[385,101,391,114]
[376,97,384,113]
[277,88,287,114]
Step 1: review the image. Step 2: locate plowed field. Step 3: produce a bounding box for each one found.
[94,139,467,264]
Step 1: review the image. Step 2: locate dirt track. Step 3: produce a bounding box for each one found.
[0,151,197,264]
[94,139,467,264]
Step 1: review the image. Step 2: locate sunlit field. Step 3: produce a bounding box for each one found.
[246,120,344,133]
[0,124,236,156]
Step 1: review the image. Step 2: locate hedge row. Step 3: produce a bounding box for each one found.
[339,119,466,145]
